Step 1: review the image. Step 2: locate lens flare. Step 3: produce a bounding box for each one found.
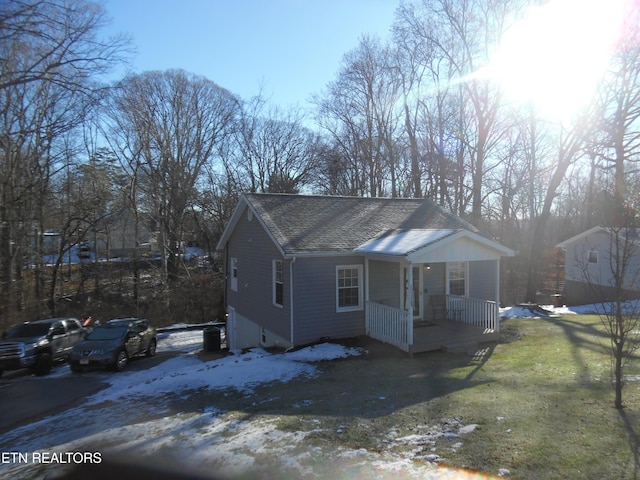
[484,0,631,121]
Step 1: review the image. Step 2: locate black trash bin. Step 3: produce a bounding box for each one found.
[203,327,221,352]
[551,294,564,307]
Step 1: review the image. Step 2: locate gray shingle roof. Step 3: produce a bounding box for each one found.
[245,193,479,255]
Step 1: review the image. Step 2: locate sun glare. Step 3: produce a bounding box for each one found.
[487,0,629,122]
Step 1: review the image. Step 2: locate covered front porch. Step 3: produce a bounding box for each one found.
[365,295,499,354]
[355,229,514,354]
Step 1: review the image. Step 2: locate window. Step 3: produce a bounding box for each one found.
[588,250,598,264]
[66,320,79,332]
[448,262,466,296]
[231,257,238,292]
[273,260,283,307]
[336,265,363,312]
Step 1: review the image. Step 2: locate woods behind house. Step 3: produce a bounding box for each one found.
[2,0,639,328]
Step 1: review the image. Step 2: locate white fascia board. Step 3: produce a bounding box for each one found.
[405,229,515,263]
[555,226,608,249]
[215,194,287,258]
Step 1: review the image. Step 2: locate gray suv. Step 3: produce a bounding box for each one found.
[0,318,87,376]
[68,317,157,372]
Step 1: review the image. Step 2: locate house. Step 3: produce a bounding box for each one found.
[556,226,640,305]
[216,193,515,354]
[88,208,152,259]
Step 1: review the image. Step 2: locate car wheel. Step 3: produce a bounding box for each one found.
[32,352,52,376]
[114,350,128,372]
[146,338,157,357]
[70,364,83,374]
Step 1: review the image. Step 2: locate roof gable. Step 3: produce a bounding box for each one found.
[555,226,609,248]
[556,226,640,249]
[217,193,494,256]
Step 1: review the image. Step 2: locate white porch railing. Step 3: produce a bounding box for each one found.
[447,295,499,332]
[365,301,412,351]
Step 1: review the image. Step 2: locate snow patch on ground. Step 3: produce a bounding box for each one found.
[500,300,640,319]
[0,330,510,479]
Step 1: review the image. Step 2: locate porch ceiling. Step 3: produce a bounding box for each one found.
[354,228,515,262]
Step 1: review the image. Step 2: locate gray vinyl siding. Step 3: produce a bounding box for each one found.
[369,260,400,307]
[563,231,640,304]
[292,255,365,345]
[225,206,291,342]
[424,262,445,296]
[469,260,497,301]
[564,231,611,287]
[564,279,602,306]
[424,263,445,321]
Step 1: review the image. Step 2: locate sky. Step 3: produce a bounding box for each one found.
[102,0,400,108]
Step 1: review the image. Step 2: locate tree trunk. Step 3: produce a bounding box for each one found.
[614,293,626,409]
[615,338,624,409]
[0,206,12,322]
[404,103,422,198]
[525,128,583,302]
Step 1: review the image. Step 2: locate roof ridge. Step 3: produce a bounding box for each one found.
[241,193,480,255]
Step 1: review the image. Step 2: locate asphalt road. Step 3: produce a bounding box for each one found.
[0,352,177,433]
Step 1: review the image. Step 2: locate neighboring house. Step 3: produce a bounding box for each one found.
[216,193,515,354]
[556,226,640,305]
[92,209,152,259]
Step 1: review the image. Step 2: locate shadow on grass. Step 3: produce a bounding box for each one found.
[620,409,640,480]
[539,316,610,381]
[537,315,640,478]
[159,336,498,424]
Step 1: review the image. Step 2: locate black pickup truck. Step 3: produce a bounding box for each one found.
[0,317,89,376]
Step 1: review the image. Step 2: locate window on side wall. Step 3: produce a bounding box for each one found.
[588,250,598,264]
[273,260,283,307]
[231,257,238,292]
[448,262,466,296]
[336,265,363,312]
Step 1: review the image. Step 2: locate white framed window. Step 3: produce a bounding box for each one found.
[231,257,238,292]
[448,262,467,296]
[588,250,598,264]
[336,265,363,312]
[273,260,283,307]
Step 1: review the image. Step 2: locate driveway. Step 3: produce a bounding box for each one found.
[0,351,177,433]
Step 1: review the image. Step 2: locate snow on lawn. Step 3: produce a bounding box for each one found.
[89,337,362,404]
[500,299,640,319]
[0,329,502,480]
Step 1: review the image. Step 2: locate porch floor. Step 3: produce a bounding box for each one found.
[408,319,498,355]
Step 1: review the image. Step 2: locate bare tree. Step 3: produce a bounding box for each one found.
[394,0,509,222]
[601,227,640,409]
[106,69,239,283]
[572,225,640,409]
[0,0,129,323]
[234,96,321,194]
[315,35,403,197]
[524,119,590,301]
[0,0,129,92]
[596,33,640,225]
[44,157,112,314]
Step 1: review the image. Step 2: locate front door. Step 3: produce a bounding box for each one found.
[403,266,423,319]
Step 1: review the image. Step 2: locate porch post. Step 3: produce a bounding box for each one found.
[407,262,414,346]
[495,258,501,332]
[364,257,370,303]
